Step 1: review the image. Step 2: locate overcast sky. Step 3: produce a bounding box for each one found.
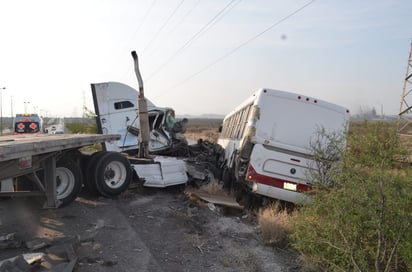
[0,0,410,117]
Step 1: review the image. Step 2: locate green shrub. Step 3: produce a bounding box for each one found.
[66,122,97,134]
[291,122,412,271]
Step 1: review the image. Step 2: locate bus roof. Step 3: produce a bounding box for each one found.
[223,88,349,121]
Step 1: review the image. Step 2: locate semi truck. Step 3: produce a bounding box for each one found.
[0,52,214,207]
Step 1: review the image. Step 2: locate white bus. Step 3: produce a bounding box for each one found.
[218,88,350,204]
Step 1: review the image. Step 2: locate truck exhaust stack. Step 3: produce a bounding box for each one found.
[131,51,150,158]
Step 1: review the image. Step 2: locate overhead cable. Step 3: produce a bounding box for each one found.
[171,0,316,89]
[146,0,241,81]
[142,0,185,53]
[130,0,157,42]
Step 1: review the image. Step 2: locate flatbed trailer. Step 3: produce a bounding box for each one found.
[0,134,125,208]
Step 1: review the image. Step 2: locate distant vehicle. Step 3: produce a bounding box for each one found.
[51,130,64,134]
[218,88,350,204]
[13,114,45,135]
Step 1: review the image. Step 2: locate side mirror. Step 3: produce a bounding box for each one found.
[218,125,222,133]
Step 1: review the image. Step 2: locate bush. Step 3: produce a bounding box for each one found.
[66,122,97,134]
[291,122,412,271]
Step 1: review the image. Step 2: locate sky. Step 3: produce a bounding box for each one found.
[0,0,411,117]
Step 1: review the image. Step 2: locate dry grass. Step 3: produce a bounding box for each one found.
[199,180,224,195]
[185,128,220,143]
[258,202,292,247]
[297,254,320,272]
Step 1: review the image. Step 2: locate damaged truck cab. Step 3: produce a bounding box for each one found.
[91,81,191,188]
[91,82,187,155]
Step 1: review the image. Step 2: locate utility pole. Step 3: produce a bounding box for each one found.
[0,87,5,135]
[397,42,412,135]
[10,96,13,130]
[10,96,13,119]
[82,90,86,120]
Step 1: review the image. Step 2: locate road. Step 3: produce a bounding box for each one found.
[0,186,299,271]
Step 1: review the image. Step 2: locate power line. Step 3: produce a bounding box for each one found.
[171,0,316,89]
[146,0,241,82]
[142,0,185,53]
[173,0,240,53]
[147,0,200,57]
[130,0,157,42]
[101,0,157,80]
[168,0,201,36]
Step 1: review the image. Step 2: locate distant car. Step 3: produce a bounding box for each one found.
[51,130,64,134]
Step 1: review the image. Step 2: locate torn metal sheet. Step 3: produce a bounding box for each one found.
[188,189,243,210]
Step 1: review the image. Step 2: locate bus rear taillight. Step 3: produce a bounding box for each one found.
[246,165,311,192]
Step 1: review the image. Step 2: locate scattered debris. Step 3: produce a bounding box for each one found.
[0,219,113,271]
[186,188,243,210]
[26,238,48,251]
[0,255,32,272]
[0,233,20,250]
[0,233,15,241]
[207,203,219,213]
[196,243,205,255]
[22,253,45,265]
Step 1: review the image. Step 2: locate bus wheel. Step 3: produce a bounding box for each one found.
[56,158,82,206]
[94,152,132,198]
[222,167,232,194]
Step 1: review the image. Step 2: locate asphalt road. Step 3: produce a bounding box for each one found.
[0,186,299,271]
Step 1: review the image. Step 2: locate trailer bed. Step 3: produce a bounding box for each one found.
[0,134,120,162]
[0,134,120,208]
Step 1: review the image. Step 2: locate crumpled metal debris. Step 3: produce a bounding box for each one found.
[0,233,20,250]
[0,219,111,272]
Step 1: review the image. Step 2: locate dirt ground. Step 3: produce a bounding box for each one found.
[0,184,300,272]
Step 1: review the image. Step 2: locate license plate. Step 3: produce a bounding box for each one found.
[283,182,297,191]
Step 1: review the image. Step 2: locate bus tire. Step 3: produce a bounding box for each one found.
[84,151,107,195]
[222,167,232,193]
[94,152,132,198]
[56,158,82,206]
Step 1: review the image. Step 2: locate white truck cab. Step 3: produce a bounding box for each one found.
[91,81,189,188]
[91,82,186,155]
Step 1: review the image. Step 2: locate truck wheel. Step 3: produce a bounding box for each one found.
[56,158,82,206]
[94,152,132,197]
[84,151,107,195]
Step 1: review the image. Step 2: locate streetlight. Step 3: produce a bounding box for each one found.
[0,87,6,136]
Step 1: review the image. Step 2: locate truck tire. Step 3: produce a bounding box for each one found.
[56,158,82,206]
[94,152,132,198]
[84,151,107,195]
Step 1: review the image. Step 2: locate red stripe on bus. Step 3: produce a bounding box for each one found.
[245,165,312,192]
